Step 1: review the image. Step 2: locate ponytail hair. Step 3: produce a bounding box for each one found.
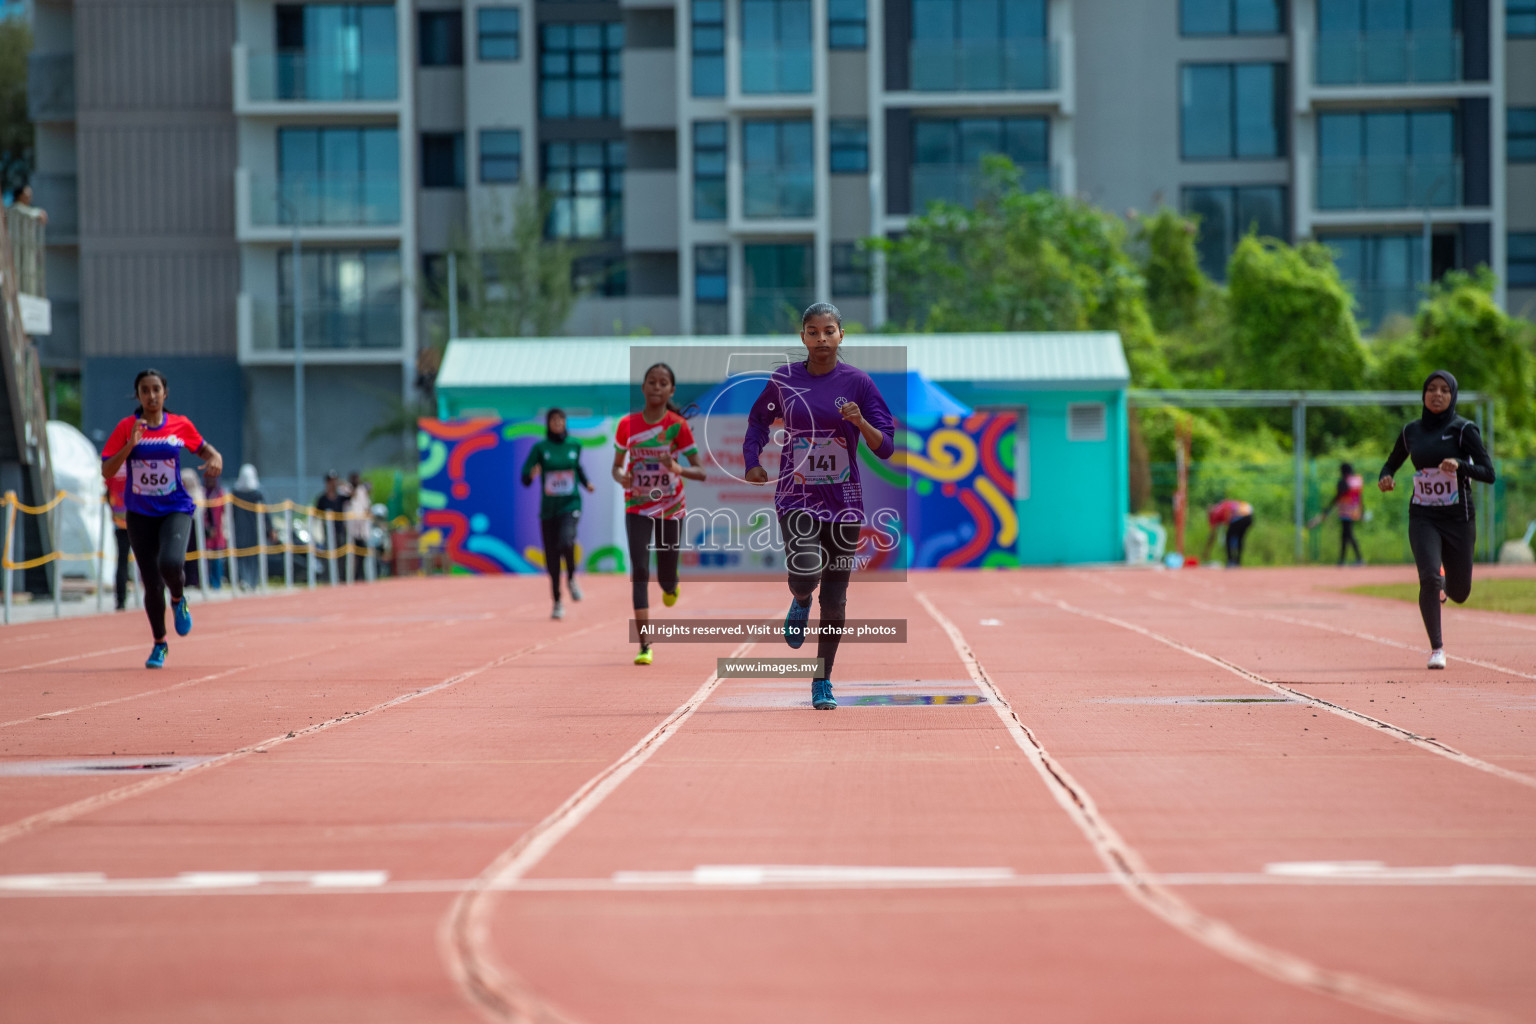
[643,362,698,420]
[132,368,170,417]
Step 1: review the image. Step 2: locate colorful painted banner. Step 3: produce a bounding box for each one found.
[417,411,1018,574]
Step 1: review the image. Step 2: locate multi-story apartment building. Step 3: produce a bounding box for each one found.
[25,0,1530,496]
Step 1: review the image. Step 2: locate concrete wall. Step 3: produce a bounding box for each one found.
[82,356,245,475]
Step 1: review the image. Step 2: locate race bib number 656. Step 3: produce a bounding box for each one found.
[1412,467,1459,507]
[131,458,178,497]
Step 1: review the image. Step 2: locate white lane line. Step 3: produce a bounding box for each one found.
[1166,588,1536,681]
[1041,591,1536,793]
[440,641,754,1024]
[7,865,1536,898]
[917,590,1515,1024]
[0,619,615,848]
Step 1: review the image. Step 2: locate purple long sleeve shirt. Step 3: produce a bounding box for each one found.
[742,360,897,522]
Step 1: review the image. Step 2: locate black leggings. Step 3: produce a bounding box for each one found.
[114,525,131,610]
[1408,515,1476,650]
[541,512,579,600]
[1339,519,1362,564]
[125,512,192,642]
[626,513,680,611]
[1225,515,1253,566]
[781,511,861,681]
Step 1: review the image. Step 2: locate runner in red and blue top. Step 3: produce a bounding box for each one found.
[100,369,224,669]
[1202,499,1254,568]
[743,302,897,710]
[612,362,705,666]
[1309,463,1365,565]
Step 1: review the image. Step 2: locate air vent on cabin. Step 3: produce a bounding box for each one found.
[1067,402,1107,442]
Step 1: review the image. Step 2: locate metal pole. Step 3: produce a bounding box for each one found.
[1293,400,1306,563]
[292,210,307,518]
[307,511,318,589]
[50,501,61,619]
[345,514,356,585]
[225,503,238,595]
[447,250,459,341]
[193,500,211,601]
[1422,207,1432,289]
[96,498,106,613]
[284,505,294,588]
[327,518,339,586]
[1486,400,1496,563]
[3,494,15,625]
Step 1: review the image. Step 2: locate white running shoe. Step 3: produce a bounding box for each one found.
[569,578,583,601]
[1427,649,1446,670]
[552,601,565,620]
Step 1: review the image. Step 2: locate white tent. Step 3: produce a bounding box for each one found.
[45,420,114,579]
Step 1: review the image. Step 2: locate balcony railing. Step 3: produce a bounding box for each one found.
[909,37,1056,92]
[912,162,1053,210]
[740,47,813,95]
[251,299,403,352]
[5,207,45,297]
[27,53,75,121]
[245,48,399,102]
[248,174,401,228]
[743,171,814,219]
[26,174,77,237]
[1316,159,1461,210]
[745,287,814,334]
[1315,32,1461,86]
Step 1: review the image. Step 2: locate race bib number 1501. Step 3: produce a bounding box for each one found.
[1412,467,1459,507]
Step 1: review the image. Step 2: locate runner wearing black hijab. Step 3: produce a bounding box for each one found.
[1377,370,1495,669]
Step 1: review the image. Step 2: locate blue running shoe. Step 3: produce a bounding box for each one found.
[812,678,836,710]
[146,642,168,670]
[784,598,811,650]
[172,597,193,637]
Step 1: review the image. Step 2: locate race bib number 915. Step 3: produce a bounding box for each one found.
[543,469,575,496]
[1412,467,1459,507]
[131,458,178,497]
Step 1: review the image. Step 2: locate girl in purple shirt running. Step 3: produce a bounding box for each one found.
[743,303,897,710]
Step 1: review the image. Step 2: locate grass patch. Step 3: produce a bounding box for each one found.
[1345,578,1536,616]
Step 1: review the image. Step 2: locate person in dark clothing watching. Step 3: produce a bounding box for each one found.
[314,470,349,569]
[1378,370,1496,670]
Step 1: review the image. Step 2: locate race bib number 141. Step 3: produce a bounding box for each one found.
[792,436,851,486]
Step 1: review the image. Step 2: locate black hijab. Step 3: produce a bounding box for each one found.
[545,407,568,443]
[1420,370,1459,432]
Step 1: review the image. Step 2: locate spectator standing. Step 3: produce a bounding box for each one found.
[314,470,348,575]
[231,463,266,590]
[202,472,230,589]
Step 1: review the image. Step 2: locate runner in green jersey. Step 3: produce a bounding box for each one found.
[521,409,594,619]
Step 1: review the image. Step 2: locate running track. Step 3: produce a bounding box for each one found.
[1,566,1534,1023]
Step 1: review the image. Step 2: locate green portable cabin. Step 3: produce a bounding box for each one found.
[435,331,1131,565]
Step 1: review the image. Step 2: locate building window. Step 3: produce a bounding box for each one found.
[912,116,1049,210]
[1182,185,1286,279]
[744,242,813,334]
[1510,0,1536,37]
[693,121,727,220]
[830,119,869,173]
[1325,233,1425,326]
[276,248,403,350]
[277,126,400,224]
[540,22,624,119]
[1316,0,1459,85]
[422,132,466,188]
[692,0,725,96]
[477,7,520,61]
[272,4,398,101]
[1510,109,1536,163]
[742,0,813,94]
[419,11,464,66]
[544,140,625,239]
[1510,234,1536,288]
[831,242,871,296]
[1317,109,1457,209]
[1180,0,1281,35]
[743,120,814,218]
[910,0,1049,91]
[695,244,728,334]
[573,255,628,297]
[479,129,522,183]
[829,0,867,48]
[1180,63,1284,160]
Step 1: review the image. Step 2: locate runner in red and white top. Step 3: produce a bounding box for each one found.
[100,369,223,669]
[611,362,705,665]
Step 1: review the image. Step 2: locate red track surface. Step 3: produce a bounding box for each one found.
[1,566,1534,1023]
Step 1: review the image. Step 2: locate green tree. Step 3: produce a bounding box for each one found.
[1227,236,1365,391]
[1134,207,1207,335]
[0,17,32,195]
[872,155,1170,384]
[421,187,583,343]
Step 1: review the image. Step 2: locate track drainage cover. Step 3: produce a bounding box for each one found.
[1093,696,1298,706]
[0,756,215,777]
